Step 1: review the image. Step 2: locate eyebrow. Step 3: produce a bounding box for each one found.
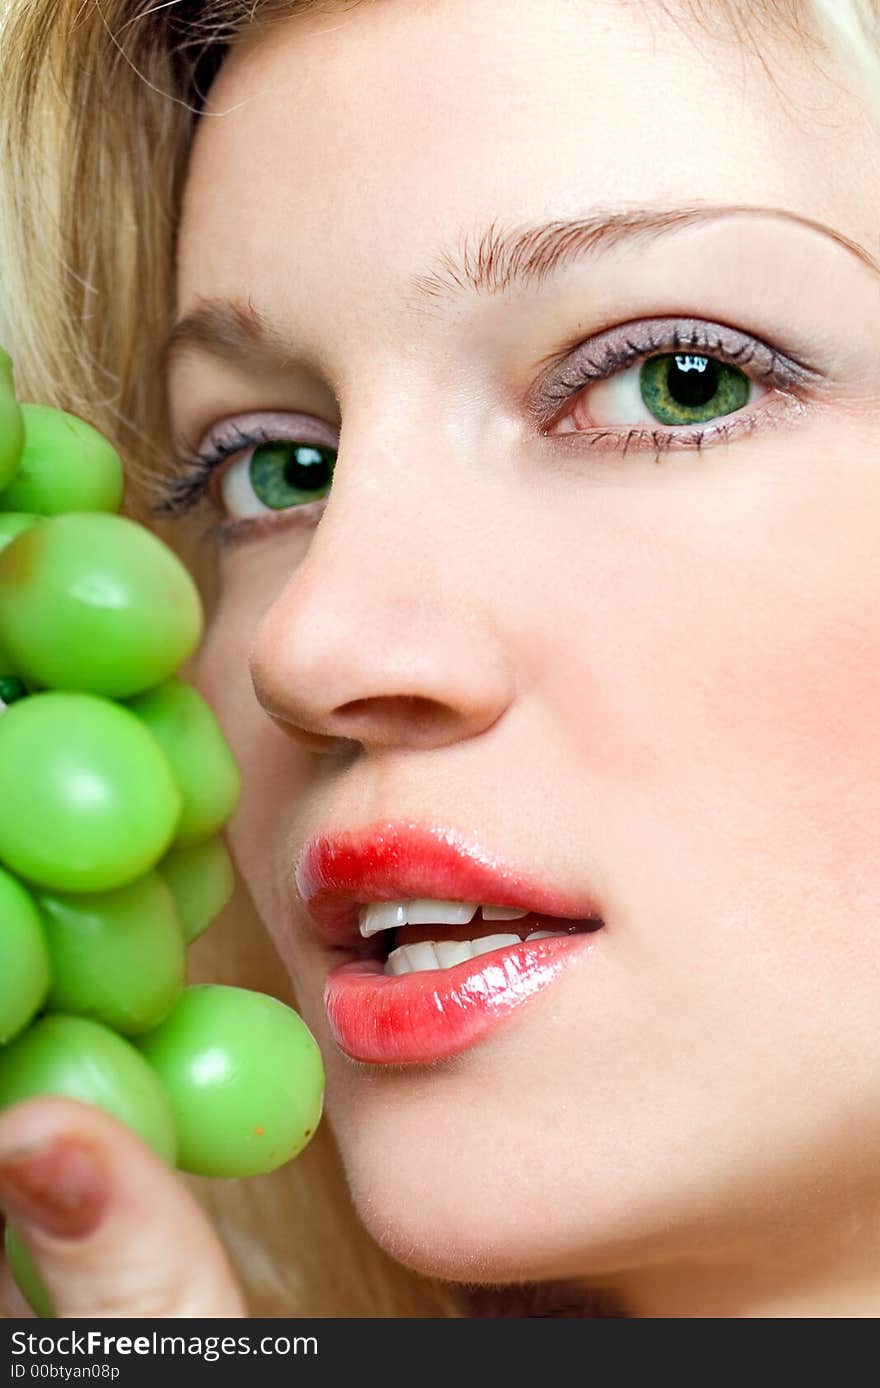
[161,200,879,375]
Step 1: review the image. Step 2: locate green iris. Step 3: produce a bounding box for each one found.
[639,353,750,426]
[249,441,336,510]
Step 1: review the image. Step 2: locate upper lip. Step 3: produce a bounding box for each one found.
[293,819,606,949]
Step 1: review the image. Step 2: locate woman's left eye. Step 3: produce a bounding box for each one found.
[532,317,820,449]
[556,350,757,435]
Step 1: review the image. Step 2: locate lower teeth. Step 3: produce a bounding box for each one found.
[384,930,568,977]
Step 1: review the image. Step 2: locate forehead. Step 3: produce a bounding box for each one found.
[176,0,875,354]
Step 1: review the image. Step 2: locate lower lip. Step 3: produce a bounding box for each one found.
[323,930,600,1065]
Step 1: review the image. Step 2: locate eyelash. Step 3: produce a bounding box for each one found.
[157,320,815,544]
[157,420,322,546]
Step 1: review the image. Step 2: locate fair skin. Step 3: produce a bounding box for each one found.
[1,0,879,1317]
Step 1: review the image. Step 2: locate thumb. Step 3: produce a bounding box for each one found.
[0,1096,247,1317]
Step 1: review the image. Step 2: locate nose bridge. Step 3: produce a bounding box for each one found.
[332,382,449,523]
[248,382,514,749]
[303,382,468,603]
[294,443,451,639]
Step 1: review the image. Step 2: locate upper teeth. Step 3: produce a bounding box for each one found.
[358,898,528,939]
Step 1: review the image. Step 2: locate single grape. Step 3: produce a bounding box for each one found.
[127,678,241,846]
[0,512,203,697]
[136,986,324,1178]
[0,516,39,674]
[0,691,181,892]
[0,404,123,515]
[0,348,24,493]
[4,1224,53,1319]
[0,512,38,552]
[0,1014,178,1165]
[0,868,50,1043]
[38,871,186,1035]
[158,836,235,944]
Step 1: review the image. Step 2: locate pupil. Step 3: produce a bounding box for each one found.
[282,444,332,492]
[668,354,717,408]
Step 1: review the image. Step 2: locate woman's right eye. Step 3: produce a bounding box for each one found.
[219,439,337,519]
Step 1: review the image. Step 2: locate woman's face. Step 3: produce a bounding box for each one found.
[167,0,880,1312]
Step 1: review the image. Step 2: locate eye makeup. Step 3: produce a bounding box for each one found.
[156,314,829,545]
[526,315,826,429]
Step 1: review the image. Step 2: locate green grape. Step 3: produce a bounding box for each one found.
[0,868,50,1043]
[0,512,203,698]
[0,1014,178,1165]
[0,404,123,515]
[127,678,241,846]
[38,872,186,1035]
[0,348,24,493]
[0,512,38,552]
[158,836,235,944]
[137,986,324,1178]
[0,516,39,674]
[4,1224,53,1319]
[0,692,181,892]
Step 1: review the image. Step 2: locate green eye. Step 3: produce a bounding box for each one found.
[219,439,336,521]
[640,353,750,427]
[247,440,336,510]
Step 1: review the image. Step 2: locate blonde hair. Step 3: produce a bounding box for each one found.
[0,0,877,1318]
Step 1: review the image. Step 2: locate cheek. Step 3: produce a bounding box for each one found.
[535,435,880,986]
[195,614,338,1050]
[193,589,303,927]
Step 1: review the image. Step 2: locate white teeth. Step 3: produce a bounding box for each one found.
[405,898,478,926]
[358,898,482,938]
[383,932,570,976]
[434,940,476,969]
[400,941,441,972]
[386,948,415,976]
[359,901,408,938]
[385,940,467,976]
[468,932,521,957]
[358,902,589,940]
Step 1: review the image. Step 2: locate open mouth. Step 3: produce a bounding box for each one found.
[301,824,608,1063]
[356,901,605,976]
[324,903,606,1064]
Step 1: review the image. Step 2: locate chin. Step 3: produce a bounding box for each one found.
[346,1177,566,1284]
[336,1133,656,1287]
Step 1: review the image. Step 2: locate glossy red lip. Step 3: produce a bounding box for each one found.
[324,934,601,1065]
[294,821,606,1065]
[293,819,606,948]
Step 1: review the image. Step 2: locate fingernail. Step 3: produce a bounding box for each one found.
[0,1137,108,1240]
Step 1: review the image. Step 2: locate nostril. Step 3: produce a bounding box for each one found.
[265,710,358,756]
[333,694,464,748]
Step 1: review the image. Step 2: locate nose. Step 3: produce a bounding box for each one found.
[248,410,515,755]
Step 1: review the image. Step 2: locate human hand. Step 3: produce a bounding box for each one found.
[0,1095,247,1317]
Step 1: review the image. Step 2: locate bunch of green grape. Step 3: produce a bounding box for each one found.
[0,347,324,1315]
